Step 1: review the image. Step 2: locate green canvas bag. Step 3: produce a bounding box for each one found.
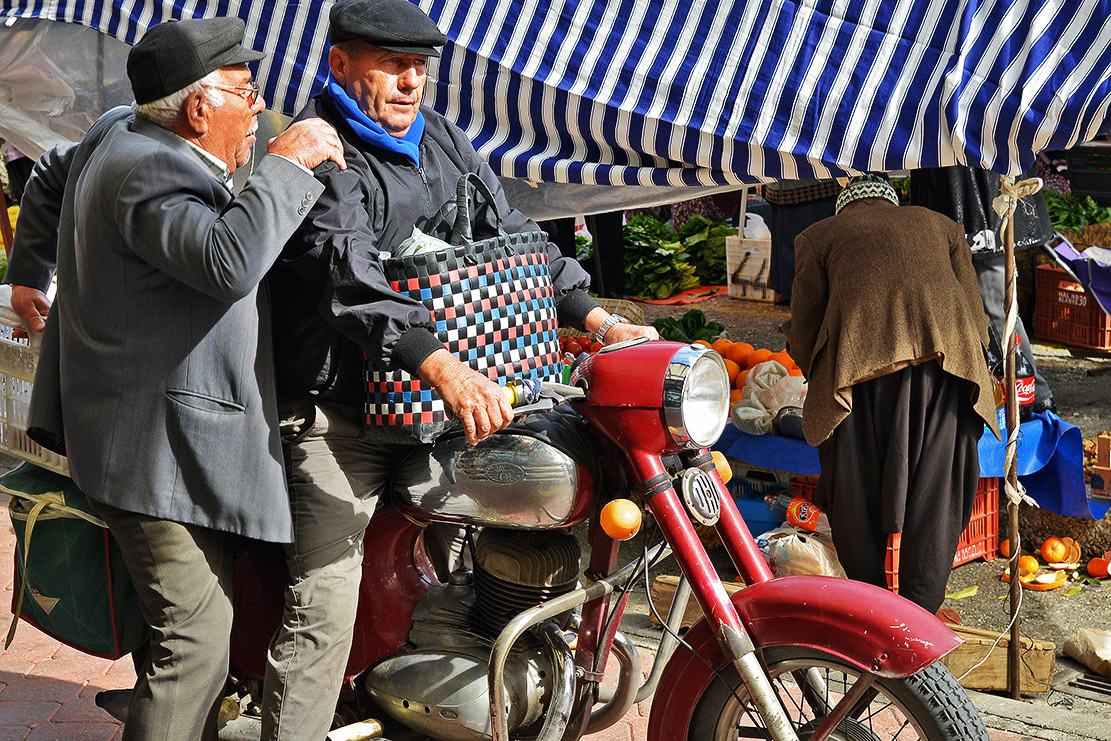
[2,462,145,659]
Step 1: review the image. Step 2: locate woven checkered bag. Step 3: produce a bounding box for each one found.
[361,175,563,444]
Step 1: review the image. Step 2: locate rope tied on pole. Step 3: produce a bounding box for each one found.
[992,175,1043,510]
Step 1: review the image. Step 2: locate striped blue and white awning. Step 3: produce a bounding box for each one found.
[1,0,1109,186]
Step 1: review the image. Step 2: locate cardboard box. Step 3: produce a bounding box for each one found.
[726,236,774,302]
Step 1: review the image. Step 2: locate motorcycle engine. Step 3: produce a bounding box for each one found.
[365,528,581,741]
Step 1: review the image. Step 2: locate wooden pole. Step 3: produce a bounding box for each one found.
[1002,197,1022,701]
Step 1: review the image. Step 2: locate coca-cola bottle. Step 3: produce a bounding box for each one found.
[1015,335,1035,423]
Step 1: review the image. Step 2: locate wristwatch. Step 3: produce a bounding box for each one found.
[593,313,629,344]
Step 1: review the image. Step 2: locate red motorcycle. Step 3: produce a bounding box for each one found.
[103,339,986,740]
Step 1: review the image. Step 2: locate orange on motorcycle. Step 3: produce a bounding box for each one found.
[711,451,733,485]
[600,499,642,540]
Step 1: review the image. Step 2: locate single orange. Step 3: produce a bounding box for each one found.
[726,341,754,366]
[787,368,804,377]
[1000,538,1011,558]
[1017,554,1039,575]
[748,348,773,367]
[1040,536,1069,564]
[711,338,734,356]
[723,358,741,385]
[600,499,642,540]
[692,339,712,348]
[736,369,750,389]
[1087,557,1109,579]
[730,388,745,405]
[769,350,796,369]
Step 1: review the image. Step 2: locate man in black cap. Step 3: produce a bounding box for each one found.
[260,0,655,737]
[5,16,344,740]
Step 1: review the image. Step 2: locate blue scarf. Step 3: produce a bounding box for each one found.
[325,74,424,167]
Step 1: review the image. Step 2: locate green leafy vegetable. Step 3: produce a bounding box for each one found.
[574,234,593,262]
[624,214,701,299]
[678,215,737,285]
[652,309,725,343]
[1043,189,1111,230]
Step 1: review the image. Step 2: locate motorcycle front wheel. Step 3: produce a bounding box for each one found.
[687,648,988,740]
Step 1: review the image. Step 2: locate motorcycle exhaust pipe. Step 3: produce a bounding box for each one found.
[585,629,641,734]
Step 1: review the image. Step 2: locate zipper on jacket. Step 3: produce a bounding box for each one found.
[417,166,433,212]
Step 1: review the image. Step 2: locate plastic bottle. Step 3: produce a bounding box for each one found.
[1014,335,1035,423]
[764,494,831,536]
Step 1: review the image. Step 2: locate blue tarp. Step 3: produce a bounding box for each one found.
[716,410,1103,519]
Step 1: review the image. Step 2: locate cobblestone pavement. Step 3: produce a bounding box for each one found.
[0,499,1063,741]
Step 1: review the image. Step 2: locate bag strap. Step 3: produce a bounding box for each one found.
[447,173,506,245]
[3,491,108,649]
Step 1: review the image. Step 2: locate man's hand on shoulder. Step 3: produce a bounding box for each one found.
[419,349,513,445]
[267,119,347,172]
[10,285,51,336]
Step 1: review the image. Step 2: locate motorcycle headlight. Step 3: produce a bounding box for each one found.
[662,345,730,448]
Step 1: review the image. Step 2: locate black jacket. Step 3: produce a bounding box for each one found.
[270,93,597,405]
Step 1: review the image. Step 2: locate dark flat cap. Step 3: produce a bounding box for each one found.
[128,17,266,105]
[329,0,448,57]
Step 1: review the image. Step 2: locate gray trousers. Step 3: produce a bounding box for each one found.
[89,498,236,741]
[259,400,466,741]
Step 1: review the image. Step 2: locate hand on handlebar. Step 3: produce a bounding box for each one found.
[603,322,658,345]
[10,285,51,337]
[419,349,513,445]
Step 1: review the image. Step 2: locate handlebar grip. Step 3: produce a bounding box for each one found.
[503,378,543,407]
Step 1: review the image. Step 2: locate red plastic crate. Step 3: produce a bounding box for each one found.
[1033,265,1111,352]
[789,475,819,501]
[885,478,999,594]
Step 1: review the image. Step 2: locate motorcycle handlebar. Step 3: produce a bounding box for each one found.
[502,379,585,407]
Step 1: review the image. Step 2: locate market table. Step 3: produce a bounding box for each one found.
[714,411,1102,519]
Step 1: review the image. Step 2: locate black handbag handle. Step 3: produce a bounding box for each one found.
[435,172,506,246]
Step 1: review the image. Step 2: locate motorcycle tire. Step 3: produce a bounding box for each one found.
[687,648,988,741]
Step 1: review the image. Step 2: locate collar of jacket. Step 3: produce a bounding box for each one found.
[324,75,424,167]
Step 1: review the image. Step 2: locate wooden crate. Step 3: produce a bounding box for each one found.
[1093,434,1111,499]
[649,574,745,629]
[940,625,1056,693]
[726,236,774,302]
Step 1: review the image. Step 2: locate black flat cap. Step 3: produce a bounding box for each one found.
[329,0,448,57]
[128,17,266,105]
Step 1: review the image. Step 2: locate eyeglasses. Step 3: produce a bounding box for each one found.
[215,80,261,106]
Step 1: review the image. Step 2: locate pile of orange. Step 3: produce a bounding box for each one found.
[692,338,804,405]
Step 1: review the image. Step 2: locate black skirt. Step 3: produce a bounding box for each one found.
[815,361,983,613]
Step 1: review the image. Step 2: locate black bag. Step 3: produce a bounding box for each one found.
[362,174,562,445]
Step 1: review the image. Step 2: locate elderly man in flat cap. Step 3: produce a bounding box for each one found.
[260,0,655,736]
[5,16,344,740]
[783,175,999,619]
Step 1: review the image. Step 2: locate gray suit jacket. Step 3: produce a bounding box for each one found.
[8,107,324,542]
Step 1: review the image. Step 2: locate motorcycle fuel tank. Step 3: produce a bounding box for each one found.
[396,432,593,528]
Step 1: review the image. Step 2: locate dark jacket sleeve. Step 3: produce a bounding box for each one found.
[459,135,599,330]
[281,160,444,376]
[5,143,73,291]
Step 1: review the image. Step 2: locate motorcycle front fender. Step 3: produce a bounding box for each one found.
[646,574,960,741]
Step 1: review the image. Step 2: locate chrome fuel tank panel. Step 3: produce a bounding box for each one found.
[397,433,584,528]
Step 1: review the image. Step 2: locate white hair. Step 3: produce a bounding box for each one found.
[133,70,227,126]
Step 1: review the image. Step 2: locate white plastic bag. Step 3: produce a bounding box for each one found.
[755,526,845,578]
[730,360,807,435]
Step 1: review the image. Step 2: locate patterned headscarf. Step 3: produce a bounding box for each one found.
[835,175,900,214]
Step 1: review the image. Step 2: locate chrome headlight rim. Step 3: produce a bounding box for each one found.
[662,345,730,448]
